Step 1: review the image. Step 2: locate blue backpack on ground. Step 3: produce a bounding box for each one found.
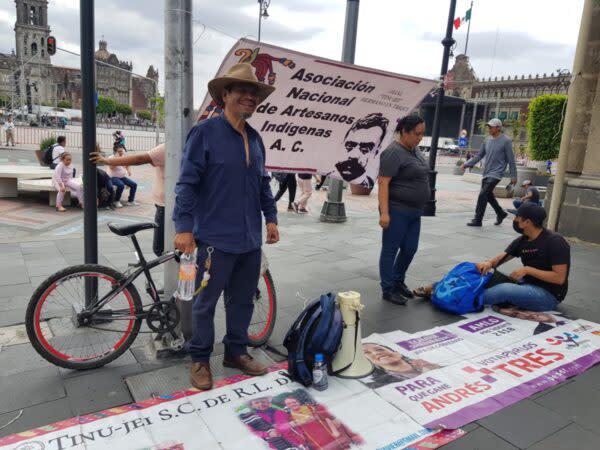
[283,292,345,386]
[432,262,493,314]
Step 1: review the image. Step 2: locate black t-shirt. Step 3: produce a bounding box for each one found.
[378,141,430,211]
[527,186,540,204]
[505,229,570,301]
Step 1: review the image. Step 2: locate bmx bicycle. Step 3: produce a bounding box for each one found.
[25,222,277,370]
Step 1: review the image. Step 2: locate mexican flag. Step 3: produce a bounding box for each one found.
[454,6,472,30]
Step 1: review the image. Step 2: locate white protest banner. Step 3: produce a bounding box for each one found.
[384,327,493,365]
[1,365,463,450]
[448,309,572,348]
[198,39,436,188]
[376,320,600,429]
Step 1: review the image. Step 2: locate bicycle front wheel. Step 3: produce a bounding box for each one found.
[25,264,142,370]
[247,269,277,347]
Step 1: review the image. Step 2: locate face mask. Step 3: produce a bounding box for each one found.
[512,220,525,234]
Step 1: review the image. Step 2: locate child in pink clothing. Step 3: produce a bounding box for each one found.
[53,152,83,212]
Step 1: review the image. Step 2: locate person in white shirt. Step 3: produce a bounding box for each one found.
[50,136,67,169]
[3,115,15,147]
[108,143,138,207]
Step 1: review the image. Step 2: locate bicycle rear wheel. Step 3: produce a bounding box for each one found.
[25,264,142,370]
[247,269,277,347]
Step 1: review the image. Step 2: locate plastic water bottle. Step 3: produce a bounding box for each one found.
[312,353,328,391]
[176,250,197,301]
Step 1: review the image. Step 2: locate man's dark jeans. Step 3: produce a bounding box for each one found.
[475,177,504,222]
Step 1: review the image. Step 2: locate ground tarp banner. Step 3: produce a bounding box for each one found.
[198,39,436,188]
[0,365,463,450]
[372,312,600,429]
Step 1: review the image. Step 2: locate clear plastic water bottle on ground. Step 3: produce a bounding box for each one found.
[176,250,197,301]
[312,353,328,391]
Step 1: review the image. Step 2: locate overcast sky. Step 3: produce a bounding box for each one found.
[0,0,584,107]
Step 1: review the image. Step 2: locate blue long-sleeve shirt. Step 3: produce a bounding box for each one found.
[465,133,517,180]
[173,115,277,254]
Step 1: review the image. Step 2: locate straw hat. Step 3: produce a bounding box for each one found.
[208,63,275,107]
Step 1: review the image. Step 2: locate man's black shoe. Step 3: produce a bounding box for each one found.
[466,220,483,227]
[382,290,408,305]
[395,282,414,299]
[495,211,508,225]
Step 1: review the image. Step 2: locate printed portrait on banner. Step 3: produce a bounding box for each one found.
[236,389,364,450]
[360,337,442,389]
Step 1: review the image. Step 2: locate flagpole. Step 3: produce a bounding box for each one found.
[464,0,473,55]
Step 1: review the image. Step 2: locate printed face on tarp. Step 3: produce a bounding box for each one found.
[237,388,364,450]
[198,39,436,185]
[360,338,442,389]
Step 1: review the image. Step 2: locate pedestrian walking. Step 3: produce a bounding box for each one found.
[173,63,279,390]
[315,174,328,190]
[462,118,517,227]
[378,115,429,305]
[53,152,83,212]
[273,172,297,211]
[3,115,15,147]
[295,173,313,213]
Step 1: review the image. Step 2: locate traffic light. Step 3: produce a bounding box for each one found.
[47,36,56,55]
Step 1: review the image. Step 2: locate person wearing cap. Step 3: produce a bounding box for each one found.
[413,203,570,311]
[173,63,279,390]
[462,118,517,227]
[512,180,540,209]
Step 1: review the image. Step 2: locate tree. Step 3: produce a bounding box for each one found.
[504,114,527,159]
[96,96,117,116]
[57,100,72,109]
[150,96,165,127]
[116,103,132,117]
[137,110,152,121]
[527,94,567,161]
[0,95,10,107]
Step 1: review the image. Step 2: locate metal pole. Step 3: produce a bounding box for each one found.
[258,1,262,42]
[80,0,98,306]
[320,0,359,223]
[423,0,457,217]
[165,0,193,340]
[464,0,473,55]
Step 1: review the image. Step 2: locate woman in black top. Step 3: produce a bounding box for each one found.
[378,115,429,305]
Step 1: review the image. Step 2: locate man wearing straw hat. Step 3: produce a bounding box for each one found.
[173,63,279,390]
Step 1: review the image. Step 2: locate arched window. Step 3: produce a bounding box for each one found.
[31,42,37,56]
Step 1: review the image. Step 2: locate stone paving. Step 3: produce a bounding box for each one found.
[1,146,600,449]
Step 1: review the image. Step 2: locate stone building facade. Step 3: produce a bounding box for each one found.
[1,0,157,112]
[421,54,571,147]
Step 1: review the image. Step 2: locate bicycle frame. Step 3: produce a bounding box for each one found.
[83,233,178,318]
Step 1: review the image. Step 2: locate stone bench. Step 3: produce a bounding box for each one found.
[18,177,83,206]
[0,165,54,198]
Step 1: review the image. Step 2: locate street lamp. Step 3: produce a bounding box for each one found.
[258,0,270,42]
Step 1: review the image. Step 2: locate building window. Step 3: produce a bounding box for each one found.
[29,6,37,25]
[489,111,496,119]
[31,43,37,56]
[510,111,519,120]
[499,111,508,120]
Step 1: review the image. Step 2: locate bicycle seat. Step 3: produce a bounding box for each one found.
[107,222,157,236]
